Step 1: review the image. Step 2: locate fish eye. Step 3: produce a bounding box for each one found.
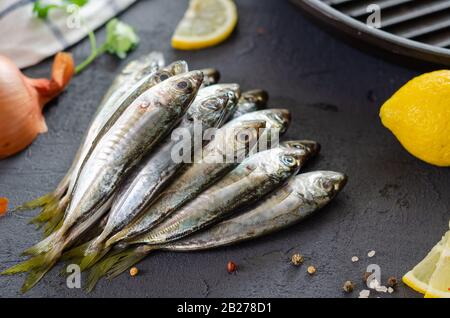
[292,143,305,150]
[175,80,192,93]
[159,73,169,81]
[321,179,334,191]
[177,81,188,89]
[204,101,220,111]
[281,155,296,167]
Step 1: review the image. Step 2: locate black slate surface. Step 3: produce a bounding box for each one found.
[0,0,448,298]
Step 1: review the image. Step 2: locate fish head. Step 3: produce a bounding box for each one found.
[197,84,240,113]
[264,109,291,134]
[241,89,269,108]
[294,171,347,206]
[147,60,189,86]
[237,109,291,136]
[155,70,204,113]
[165,60,189,76]
[248,147,303,182]
[210,119,266,162]
[187,91,230,128]
[131,52,165,80]
[200,68,221,86]
[280,140,321,164]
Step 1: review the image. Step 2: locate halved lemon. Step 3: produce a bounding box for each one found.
[172,0,238,50]
[403,231,449,295]
[425,230,450,298]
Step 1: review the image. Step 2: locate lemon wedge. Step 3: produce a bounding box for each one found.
[403,231,449,295]
[425,230,450,298]
[172,0,238,50]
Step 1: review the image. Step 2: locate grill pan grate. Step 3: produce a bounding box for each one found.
[292,0,450,65]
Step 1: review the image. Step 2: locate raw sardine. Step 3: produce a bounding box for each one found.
[1,71,204,293]
[89,170,346,287]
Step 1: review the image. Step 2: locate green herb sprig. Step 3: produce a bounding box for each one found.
[33,0,139,74]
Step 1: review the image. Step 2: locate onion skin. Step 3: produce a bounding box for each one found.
[0,53,74,159]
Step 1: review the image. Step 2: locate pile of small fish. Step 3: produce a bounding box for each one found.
[2,52,347,293]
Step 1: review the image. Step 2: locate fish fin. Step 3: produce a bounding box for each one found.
[106,248,149,279]
[1,254,47,275]
[42,210,64,237]
[11,244,63,292]
[20,260,55,293]
[85,248,138,293]
[29,201,58,225]
[14,193,55,212]
[21,231,58,256]
[61,241,92,262]
[79,247,110,272]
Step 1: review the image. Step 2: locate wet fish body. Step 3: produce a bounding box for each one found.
[127,145,309,246]
[87,169,345,289]
[165,171,347,251]
[85,90,232,253]
[105,117,273,246]
[231,89,269,119]
[18,53,166,224]
[62,71,203,238]
[101,52,165,104]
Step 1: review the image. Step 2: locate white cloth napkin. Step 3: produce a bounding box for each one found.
[0,0,137,69]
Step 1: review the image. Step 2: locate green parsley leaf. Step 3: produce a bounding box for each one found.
[103,19,140,59]
[32,0,89,19]
[32,2,61,19]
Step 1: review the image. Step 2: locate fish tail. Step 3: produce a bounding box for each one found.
[86,247,147,293]
[106,247,150,279]
[61,241,92,262]
[29,201,59,225]
[21,230,59,256]
[20,258,57,293]
[1,243,62,292]
[42,210,65,237]
[79,244,110,272]
[1,253,47,275]
[14,193,56,212]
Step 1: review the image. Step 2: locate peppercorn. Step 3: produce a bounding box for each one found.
[343,281,354,293]
[291,253,304,266]
[307,265,316,275]
[129,267,139,277]
[227,261,237,274]
[387,276,398,288]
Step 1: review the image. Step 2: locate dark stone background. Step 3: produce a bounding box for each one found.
[0,0,448,298]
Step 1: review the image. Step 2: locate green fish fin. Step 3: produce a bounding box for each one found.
[14,193,55,212]
[20,259,57,293]
[106,248,149,279]
[86,247,143,293]
[21,232,57,256]
[29,201,58,225]
[79,247,110,272]
[42,210,64,237]
[1,254,47,275]
[61,241,92,262]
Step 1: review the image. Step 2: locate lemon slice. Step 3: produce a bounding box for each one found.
[403,231,449,294]
[172,0,238,50]
[425,230,450,298]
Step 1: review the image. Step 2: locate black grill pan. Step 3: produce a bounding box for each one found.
[291,0,450,66]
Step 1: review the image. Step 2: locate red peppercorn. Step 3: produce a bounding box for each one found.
[227,261,237,274]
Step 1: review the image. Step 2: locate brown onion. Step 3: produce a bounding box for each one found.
[0,53,74,159]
